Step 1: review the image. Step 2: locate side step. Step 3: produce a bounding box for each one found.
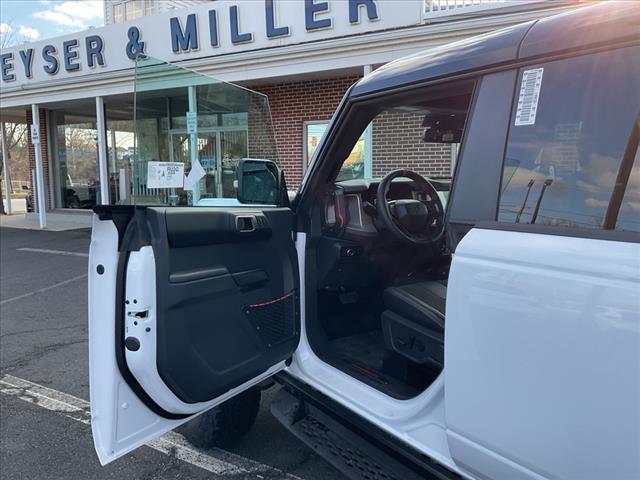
[271,374,459,480]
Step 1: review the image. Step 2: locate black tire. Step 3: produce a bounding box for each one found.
[178,387,261,449]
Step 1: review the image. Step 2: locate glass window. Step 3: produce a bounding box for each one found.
[113,3,124,23]
[304,121,329,168]
[306,121,369,180]
[132,57,278,207]
[52,113,99,209]
[105,118,135,205]
[125,0,144,20]
[499,46,640,232]
[337,129,367,181]
[144,0,154,16]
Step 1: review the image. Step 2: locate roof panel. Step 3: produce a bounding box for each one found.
[519,1,640,60]
[351,20,533,97]
[352,2,639,98]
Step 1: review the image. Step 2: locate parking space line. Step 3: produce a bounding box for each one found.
[0,374,302,479]
[0,274,88,306]
[17,247,89,257]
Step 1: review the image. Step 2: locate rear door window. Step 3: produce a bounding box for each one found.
[498,46,640,232]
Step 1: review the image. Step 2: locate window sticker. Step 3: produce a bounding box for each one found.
[147,162,185,189]
[515,68,544,126]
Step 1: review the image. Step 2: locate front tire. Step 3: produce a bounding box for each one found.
[178,387,261,449]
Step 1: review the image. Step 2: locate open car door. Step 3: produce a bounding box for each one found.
[88,57,299,465]
[89,204,299,464]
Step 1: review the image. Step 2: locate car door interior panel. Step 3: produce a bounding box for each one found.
[118,207,299,405]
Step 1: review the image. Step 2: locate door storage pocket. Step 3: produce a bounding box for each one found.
[244,291,297,348]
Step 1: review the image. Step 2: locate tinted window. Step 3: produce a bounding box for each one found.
[499,47,640,232]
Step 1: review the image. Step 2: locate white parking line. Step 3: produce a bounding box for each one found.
[17,247,89,257]
[0,374,302,479]
[0,274,88,305]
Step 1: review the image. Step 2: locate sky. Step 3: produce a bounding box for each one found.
[0,0,104,47]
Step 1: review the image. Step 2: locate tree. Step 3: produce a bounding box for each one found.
[1,22,15,214]
[1,22,34,214]
[0,123,28,214]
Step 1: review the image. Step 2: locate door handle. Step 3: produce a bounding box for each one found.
[236,215,256,232]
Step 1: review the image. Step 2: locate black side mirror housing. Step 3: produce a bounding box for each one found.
[236,159,288,206]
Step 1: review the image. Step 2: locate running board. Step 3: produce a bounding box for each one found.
[271,374,459,480]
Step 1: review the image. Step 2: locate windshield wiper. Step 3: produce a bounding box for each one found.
[515,179,535,224]
[603,112,639,229]
[531,178,554,225]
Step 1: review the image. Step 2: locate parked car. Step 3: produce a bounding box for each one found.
[88,3,639,480]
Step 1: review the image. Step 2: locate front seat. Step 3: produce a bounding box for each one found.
[381,280,447,367]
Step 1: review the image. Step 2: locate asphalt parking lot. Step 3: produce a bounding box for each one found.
[0,226,343,480]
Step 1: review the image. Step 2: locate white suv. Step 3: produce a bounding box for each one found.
[88,3,639,479]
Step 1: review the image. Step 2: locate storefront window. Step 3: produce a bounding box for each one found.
[337,130,367,181]
[304,122,328,169]
[105,119,135,205]
[52,113,99,209]
[306,121,369,180]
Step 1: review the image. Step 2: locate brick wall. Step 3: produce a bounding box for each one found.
[247,94,279,163]
[371,112,452,178]
[26,108,52,210]
[254,77,452,186]
[253,75,361,186]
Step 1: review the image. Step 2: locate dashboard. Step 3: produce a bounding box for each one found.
[323,178,450,238]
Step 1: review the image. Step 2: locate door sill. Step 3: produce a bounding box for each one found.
[273,373,461,480]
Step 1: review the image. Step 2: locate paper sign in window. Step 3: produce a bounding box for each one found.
[147,162,185,188]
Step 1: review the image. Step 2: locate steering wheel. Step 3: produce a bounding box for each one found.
[376,169,445,245]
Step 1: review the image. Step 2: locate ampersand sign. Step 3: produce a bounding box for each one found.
[126,27,146,60]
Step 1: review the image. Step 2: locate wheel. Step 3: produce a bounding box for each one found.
[177,387,261,449]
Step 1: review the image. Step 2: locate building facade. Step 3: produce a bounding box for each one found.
[0,0,584,217]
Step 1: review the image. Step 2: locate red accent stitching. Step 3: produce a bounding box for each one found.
[249,291,295,309]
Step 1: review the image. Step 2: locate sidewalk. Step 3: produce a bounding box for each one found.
[0,213,92,231]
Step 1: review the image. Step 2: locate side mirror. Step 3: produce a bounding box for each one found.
[236,159,287,205]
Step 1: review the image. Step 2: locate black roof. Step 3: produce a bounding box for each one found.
[352,1,640,97]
